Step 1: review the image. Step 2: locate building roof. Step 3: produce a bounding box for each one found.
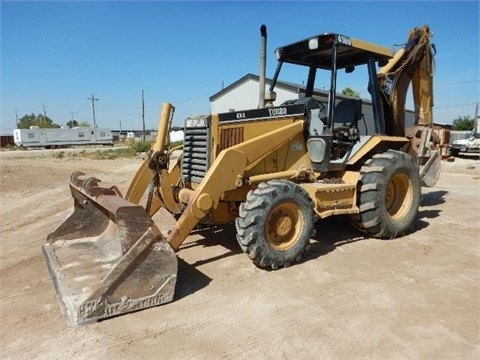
[209,73,310,102]
[209,73,375,106]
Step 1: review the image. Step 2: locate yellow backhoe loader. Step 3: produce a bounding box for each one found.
[43,25,440,326]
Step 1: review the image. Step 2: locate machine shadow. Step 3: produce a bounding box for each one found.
[173,257,213,301]
[173,190,442,276]
[421,190,448,207]
[302,216,366,264]
[181,224,242,254]
[173,224,241,301]
[179,219,367,271]
[415,190,448,231]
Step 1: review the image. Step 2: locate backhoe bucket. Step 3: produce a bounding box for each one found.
[420,149,441,187]
[42,172,177,326]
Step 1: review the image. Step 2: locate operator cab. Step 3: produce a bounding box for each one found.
[268,33,393,171]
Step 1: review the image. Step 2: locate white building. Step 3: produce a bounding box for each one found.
[209,73,302,114]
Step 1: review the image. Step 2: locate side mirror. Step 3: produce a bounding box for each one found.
[345,66,355,74]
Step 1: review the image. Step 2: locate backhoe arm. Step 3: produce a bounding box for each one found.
[377,25,440,187]
[378,25,435,135]
[166,120,305,250]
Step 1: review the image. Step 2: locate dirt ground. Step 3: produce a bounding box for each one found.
[0,149,479,359]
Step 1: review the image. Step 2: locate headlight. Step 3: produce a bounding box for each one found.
[308,38,319,50]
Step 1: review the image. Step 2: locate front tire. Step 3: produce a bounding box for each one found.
[235,180,316,269]
[351,150,421,238]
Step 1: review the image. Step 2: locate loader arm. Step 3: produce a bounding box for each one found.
[166,120,306,250]
[125,103,182,216]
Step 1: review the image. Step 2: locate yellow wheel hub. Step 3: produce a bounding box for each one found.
[267,202,303,250]
[385,173,413,220]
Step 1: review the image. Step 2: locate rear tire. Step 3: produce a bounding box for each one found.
[235,180,316,269]
[351,150,421,238]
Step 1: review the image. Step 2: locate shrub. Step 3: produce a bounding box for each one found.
[90,150,118,160]
[52,151,65,159]
[130,140,154,153]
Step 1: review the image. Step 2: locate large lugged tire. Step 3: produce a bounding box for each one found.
[235,180,316,269]
[351,150,421,239]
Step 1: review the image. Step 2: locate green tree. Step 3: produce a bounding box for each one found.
[452,115,474,131]
[342,87,360,97]
[18,113,60,129]
[66,120,90,128]
[66,120,79,128]
[78,121,90,127]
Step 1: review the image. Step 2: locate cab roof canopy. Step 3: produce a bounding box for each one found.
[275,33,393,70]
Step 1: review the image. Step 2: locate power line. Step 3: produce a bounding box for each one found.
[435,80,479,87]
[173,90,217,103]
[436,102,478,109]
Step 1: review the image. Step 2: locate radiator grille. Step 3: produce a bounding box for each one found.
[182,118,210,183]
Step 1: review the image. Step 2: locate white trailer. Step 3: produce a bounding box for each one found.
[13,127,113,148]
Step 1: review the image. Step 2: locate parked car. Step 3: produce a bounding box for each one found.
[449,135,480,156]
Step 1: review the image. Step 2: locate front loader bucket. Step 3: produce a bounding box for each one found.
[42,172,177,326]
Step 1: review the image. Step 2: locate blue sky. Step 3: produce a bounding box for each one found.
[1,1,479,133]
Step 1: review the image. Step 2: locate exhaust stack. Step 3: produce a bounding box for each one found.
[259,24,267,108]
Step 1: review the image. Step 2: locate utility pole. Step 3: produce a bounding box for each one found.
[142,89,146,141]
[475,102,479,134]
[43,104,47,126]
[15,109,18,129]
[87,94,99,128]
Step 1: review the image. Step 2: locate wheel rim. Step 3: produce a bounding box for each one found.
[266,202,303,250]
[385,173,413,220]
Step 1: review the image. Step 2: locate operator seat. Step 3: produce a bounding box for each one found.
[333,98,362,130]
[306,97,364,171]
